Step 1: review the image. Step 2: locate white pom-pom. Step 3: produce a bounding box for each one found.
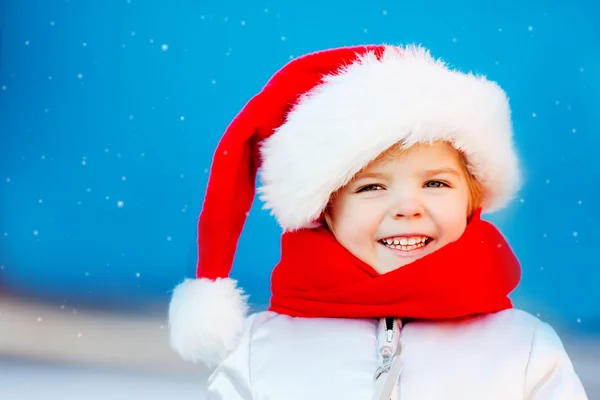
[168,277,249,369]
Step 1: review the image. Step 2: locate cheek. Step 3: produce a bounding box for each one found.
[330,198,381,244]
[431,193,469,239]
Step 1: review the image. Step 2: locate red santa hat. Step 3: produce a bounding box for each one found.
[168,44,521,369]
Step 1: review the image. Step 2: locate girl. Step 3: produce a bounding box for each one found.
[168,45,588,399]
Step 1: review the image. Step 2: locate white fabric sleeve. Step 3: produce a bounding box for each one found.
[205,313,257,400]
[524,320,588,399]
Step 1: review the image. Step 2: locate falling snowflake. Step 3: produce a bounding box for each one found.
[37,317,42,322]
[117,200,125,208]
[211,79,216,84]
[452,37,458,43]
[121,176,127,181]
[25,40,30,46]
[1,85,6,91]
[131,31,136,36]
[572,128,577,133]
[135,272,141,278]
[77,73,83,79]
[573,232,578,237]
[86,188,92,193]
[83,42,87,47]
[140,152,145,157]
[38,199,43,203]
[180,116,185,121]
[577,318,582,323]
[77,333,82,338]
[363,28,368,33]
[531,112,537,118]
[241,20,246,25]
[50,21,55,26]
[545,179,550,184]
[33,230,39,236]
[528,26,533,31]
[281,36,286,41]
[382,10,388,15]
[81,160,87,166]
[161,44,168,51]
[166,236,172,241]
[577,200,582,205]
[6,178,10,183]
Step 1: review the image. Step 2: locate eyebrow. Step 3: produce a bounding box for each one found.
[354,167,461,181]
[421,167,462,178]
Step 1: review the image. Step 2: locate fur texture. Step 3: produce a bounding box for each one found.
[258,45,520,232]
[168,278,248,369]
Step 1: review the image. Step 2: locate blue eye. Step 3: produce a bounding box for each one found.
[357,184,385,192]
[424,180,448,188]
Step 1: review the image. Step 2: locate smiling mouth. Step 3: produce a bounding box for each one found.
[378,236,433,252]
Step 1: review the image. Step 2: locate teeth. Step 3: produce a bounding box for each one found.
[380,236,430,251]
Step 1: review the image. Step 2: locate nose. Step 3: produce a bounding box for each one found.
[390,195,424,219]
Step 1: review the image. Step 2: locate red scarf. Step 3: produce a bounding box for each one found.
[268,209,520,320]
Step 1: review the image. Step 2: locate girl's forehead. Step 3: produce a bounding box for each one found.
[365,141,462,171]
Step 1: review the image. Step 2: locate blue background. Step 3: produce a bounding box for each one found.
[1,1,598,331]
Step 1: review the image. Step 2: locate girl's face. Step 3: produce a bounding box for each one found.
[327,141,472,274]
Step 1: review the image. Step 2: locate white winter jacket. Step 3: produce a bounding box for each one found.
[206,308,587,399]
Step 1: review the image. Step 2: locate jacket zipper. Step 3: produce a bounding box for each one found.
[373,317,403,400]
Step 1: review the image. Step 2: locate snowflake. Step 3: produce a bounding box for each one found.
[281,36,286,41]
[135,272,141,278]
[117,200,125,208]
[38,199,43,203]
[25,40,30,46]
[211,79,216,84]
[166,236,172,241]
[161,44,168,51]
[131,31,136,36]
[572,232,578,237]
[77,332,82,338]
[382,10,387,15]
[1,85,6,91]
[6,178,10,183]
[528,26,533,31]
[77,73,83,79]
[121,176,126,181]
[33,230,39,236]
[180,115,185,121]
[241,20,246,25]
[531,112,537,118]
[81,160,86,166]
[82,42,87,47]
[50,21,55,26]
[37,317,43,322]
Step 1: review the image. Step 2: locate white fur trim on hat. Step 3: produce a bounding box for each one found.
[168,278,248,369]
[258,44,521,232]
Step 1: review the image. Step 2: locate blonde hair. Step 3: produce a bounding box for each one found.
[323,142,484,232]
